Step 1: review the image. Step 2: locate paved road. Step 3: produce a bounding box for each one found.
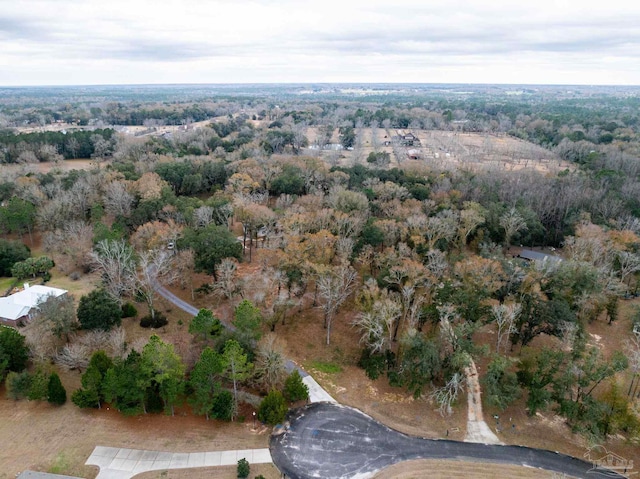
[155,283,199,317]
[270,402,626,479]
[155,283,336,403]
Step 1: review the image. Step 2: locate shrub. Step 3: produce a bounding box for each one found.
[27,369,49,401]
[0,327,29,374]
[77,288,122,331]
[237,458,250,479]
[71,388,99,409]
[257,389,287,425]
[121,302,138,318]
[357,349,386,380]
[140,311,168,328]
[0,238,30,276]
[6,371,31,400]
[283,370,309,403]
[211,390,233,421]
[47,372,67,405]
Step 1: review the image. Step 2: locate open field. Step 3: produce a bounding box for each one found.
[303,127,571,173]
[134,463,281,479]
[0,384,272,478]
[372,459,562,479]
[0,158,103,176]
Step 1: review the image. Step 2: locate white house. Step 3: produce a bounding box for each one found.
[0,284,67,326]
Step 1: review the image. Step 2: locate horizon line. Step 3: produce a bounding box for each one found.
[2,81,640,89]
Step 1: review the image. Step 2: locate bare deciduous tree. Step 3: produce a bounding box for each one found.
[104,181,134,218]
[55,343,90,371]
[213,257,244,299]
[491,303,521,353]
[254,334,288,391]
[193,205,215,228]
[353,294,402,353]
[430,372,465,416]
[90,239,137,304]
[499,207,527,247]
[438,304,460,354]
[617,251,640,288]
[137,249,178,319]
[316,263,358,345]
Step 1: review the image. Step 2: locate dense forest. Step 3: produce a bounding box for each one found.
[1,84,639,448]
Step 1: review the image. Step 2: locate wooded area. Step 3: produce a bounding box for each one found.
[1,84,639,464]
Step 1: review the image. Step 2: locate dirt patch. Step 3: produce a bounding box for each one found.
[302,128,569,173]
[0,159,105,177]
[0,388,271,478]
[372,459,561,479]
[133,463,280,479]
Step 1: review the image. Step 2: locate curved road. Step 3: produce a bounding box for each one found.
[156,283,625,479]
[270,403,625,479]
[155,283,315,382]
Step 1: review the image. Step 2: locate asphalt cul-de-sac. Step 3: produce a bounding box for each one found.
[270,402,625,479]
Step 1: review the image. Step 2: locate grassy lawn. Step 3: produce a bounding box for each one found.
[306,360,343,374]
[0,276,17,294]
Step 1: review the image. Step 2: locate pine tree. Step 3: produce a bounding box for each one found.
[47,372,67,405]
[283,370,309,403]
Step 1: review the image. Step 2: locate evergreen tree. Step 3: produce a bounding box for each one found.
[103,351,147,415]
[72,351,113,409]
[257,389,287,425]
[233,300,262,344]
[189,308,223,341]
[47,372,67,405]
[211,390,234,421]
[141,335,185,415]
[283,370,309,403]
[77,288,122,331]
[222,339,253,419]
[188,347,224,419]
[0,327,29,375]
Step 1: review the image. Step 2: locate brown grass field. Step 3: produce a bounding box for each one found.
[372,459,561,478]
[304,127,572,173]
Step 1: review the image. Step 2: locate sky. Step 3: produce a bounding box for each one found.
[1,0,639,86]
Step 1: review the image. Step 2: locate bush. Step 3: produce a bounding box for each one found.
[283,370,309,403]
[71,388,99,409]
[0,238,30,277]
[6,371,31,400]
[47,372,67,405]
[257,390,287,425]
[140,311,168,328]
[0,327,29,375]
[77,288,122,331]
[211,390,233,421]
[121,302,138,318]
[237,458,250,479]
[357,349,386,380]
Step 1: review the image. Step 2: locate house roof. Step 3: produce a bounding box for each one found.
[518,249,563,264]
[0,285,67,321]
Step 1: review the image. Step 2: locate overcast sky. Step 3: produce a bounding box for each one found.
[1,0,639,86]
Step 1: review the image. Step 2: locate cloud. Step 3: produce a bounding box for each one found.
[1,0,639,85]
